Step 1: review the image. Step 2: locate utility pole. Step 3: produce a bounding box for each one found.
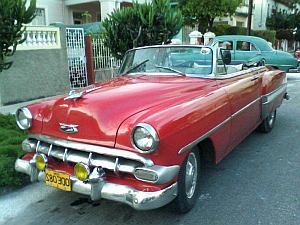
[247,0,254,35]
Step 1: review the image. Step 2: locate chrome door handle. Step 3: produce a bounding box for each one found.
[251,75,259,81]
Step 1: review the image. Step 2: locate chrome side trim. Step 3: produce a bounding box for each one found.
[178,83,287,155]
[262,83,287,105]
[178,116,231,155]
[178,97,261,154]
[231,97,261,120]
[28,134,154,167]
[261,83,287,119]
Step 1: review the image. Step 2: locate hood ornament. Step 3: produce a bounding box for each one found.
[59,123,79,133]
[64,90,84,100]
[64,86,102,100]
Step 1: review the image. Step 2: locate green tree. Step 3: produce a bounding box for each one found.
[266,9,300,41]
[0,0,36,72]
[274,0,300,8]
[102,0,183,59]
[178,0,242,33]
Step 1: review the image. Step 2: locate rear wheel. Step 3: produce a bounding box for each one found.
[259,110,276,133]
[173,148,201,213]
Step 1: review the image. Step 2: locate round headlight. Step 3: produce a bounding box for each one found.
[131,123,159,153]
[16,107,32,130]
[35,154,48,171]
[74,163,90,181]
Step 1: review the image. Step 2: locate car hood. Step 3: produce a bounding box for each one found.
[33,75,216,147]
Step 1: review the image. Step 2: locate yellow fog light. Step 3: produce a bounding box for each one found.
[35,154,48,170]
[74,163,90,181]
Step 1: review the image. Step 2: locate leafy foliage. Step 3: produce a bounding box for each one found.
[0,0,36,72]
[102,0,183,59]
[0,114,28,188]
[274,0,300,8]
[178,0,242,33]
[212,24,276,45]
[266,11,300,41]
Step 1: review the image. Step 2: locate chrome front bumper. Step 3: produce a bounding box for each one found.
[288,64,300,73]
[15,159,178,210]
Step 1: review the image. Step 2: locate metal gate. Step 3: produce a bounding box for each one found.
[66,28,88,89]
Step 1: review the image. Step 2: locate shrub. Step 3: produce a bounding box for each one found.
[275,29,293,41]
[0,114,28,188]
[211,24,232,36]
[102,0,183,59]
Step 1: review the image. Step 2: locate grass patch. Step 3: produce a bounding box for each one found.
[0,114,29,188]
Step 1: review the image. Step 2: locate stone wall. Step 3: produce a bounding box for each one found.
[0,28,70,106]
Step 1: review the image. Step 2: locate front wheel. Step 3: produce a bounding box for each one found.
[259,110,277,133]
[172,148,201,213]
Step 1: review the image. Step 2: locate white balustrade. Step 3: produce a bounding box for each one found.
[17,26,61,50]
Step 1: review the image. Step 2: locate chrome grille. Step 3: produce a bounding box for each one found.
[29,137,145,175]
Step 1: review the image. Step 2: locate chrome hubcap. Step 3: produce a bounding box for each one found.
[268,111,275,127]
[185,152,198,199]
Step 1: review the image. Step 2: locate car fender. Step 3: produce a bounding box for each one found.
[115,85,232,166]
[261,69,287,118]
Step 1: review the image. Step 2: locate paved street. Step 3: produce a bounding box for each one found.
[1,73,300,225]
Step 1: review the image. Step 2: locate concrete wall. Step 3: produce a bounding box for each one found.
[0,31,70,106]
[95,68,118,82]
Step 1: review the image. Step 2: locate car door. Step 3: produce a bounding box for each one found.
[234,41,261,64]
[216,69,263,154]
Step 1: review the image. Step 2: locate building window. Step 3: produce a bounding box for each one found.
[73,12,83,24]
[31,8,46,25]
[236,21,244,27]
[214,21,229,25]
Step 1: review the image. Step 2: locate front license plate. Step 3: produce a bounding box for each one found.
[45,169,71,191]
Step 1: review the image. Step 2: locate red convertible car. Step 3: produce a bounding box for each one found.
[15,45,288,213]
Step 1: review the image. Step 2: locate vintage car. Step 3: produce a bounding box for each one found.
[294,48,300,62]
[212,35,300,72]
[14,45,288,213]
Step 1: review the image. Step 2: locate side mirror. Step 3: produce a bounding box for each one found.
[221,49,231,65]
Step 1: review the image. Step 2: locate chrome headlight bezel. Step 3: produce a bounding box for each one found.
[16,107,33,130]
[131,123,159,154]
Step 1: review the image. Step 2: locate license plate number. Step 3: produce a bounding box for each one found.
[45,169,71,191]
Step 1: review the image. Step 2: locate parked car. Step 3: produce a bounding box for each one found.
[15,45,288,213]
[294,48,300,62]
[212,35,300,72]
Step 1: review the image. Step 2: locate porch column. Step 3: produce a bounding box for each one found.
[100,0,120,21]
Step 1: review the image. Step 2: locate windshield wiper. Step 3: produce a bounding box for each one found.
[123,59,149,75]
[154,65,186,76]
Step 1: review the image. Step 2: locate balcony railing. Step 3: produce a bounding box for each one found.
[17,26,61,50]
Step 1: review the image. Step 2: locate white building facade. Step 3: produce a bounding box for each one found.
[216,0,298,30]
[252,0,296,30]
[27,0,149,26]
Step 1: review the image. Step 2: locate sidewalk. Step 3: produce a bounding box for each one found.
[0,96,57,115]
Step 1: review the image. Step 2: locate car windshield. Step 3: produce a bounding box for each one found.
[119,46,213,77]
